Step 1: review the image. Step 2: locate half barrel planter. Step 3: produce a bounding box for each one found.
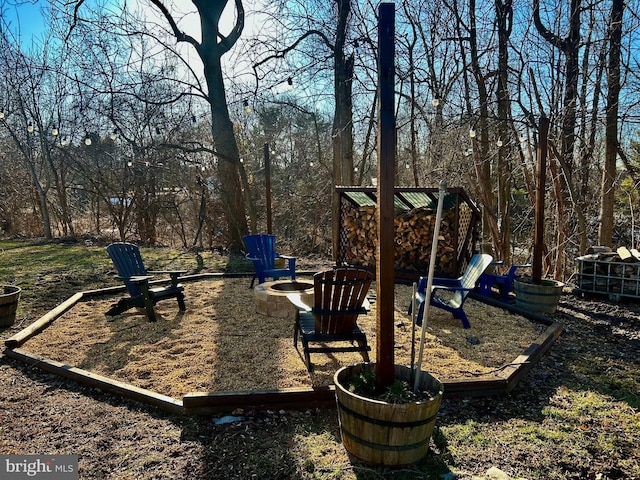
[514,279,564,314]
[0,285,21,327]
[334,363,444,466]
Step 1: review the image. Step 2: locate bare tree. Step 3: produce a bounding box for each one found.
[252,0,356,259]
[0,27,78,239]
[61,0,250,251]
[598,0,624,246]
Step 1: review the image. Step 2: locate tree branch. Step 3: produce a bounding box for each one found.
[147,0,201,48]
[532,0,566,51]
[253,29,335,71]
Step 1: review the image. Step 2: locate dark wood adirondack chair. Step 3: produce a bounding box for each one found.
[243,234,296,288]
[288,267,373,371]
[478,262,531,302]
[412,253,493,329]
[106,242,186,322]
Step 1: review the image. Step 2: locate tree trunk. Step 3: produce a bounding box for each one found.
[495,0,513,263]
[468,0,502,257]
[195,0,249,253]
[26,159,53,240]
[533,0,583,268]
[332,0,354,261]
[598,0,624,246]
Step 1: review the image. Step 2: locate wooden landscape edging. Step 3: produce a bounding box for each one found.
[468,291,565,392]
[4,292,84,348]
[3,347,184,415]
[183,386,336,415]
[2,275,564,416]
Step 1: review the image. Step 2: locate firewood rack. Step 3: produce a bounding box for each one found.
[336,186,481,283]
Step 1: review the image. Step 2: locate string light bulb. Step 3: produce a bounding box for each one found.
[469,129,476,138]
[431,98,440,107]
[243,99,252,114]
[27,122,34,133]
[0,111,5,119]
[52,126,59,136]
[496,139,503,147]
[61,137,68,146]
[287,77,294,92]
[110,129,118,140]
[84,133,92,146]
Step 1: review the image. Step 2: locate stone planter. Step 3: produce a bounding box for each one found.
[334,363,443,466]
[0,285,21,327]
[514,279,564,314]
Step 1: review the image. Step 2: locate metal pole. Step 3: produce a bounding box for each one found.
[413,180,447,393]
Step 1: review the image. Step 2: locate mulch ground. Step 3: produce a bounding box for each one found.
[1,278,638,479]
[19,278,545,399]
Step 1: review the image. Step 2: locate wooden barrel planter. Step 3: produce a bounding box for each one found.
[514,279,564,314]
[0,286,21,327]
[334,363,443,466]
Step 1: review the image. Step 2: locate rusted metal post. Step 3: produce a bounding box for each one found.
[264,143,273,234]
[376,2,395,389]
[532,116,549,284]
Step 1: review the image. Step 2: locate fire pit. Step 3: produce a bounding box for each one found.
[254,280,314,318]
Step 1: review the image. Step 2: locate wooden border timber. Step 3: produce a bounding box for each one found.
[2,275,563,416]
[3,348,184,415]
[4,292,84,348]
[184,386,336,415]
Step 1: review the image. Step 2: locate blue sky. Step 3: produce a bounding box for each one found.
[2,1,258,44]
[2,1,48,44]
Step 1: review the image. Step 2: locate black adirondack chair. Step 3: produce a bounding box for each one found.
[105,242,186,322]
[288,267,373,371]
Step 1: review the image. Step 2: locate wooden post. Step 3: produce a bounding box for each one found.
[376,2,396,389]
[532,116,549,284]
[264,143,273,234]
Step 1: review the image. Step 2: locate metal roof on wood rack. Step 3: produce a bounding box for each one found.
[335,186,481,214]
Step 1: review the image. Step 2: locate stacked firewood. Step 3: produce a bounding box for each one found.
[342,205,456,275]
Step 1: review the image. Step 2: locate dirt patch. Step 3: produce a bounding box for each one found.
[22,278,545,399]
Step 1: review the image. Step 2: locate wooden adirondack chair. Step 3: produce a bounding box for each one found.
[288,267,373,372]
[243,234,296,288]
[478,262,531,302]
[105,242,186,322]
[413,253,493,329]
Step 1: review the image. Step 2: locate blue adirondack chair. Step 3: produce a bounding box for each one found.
[412,253,494,329]
[243,234,296,288]
[106,242,186,322]
[478,262,531,302]
[288,267,373,371]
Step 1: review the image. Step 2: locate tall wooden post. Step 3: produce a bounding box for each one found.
[532,116,549,284]
[376,2,396,389]
[264,143,273,234]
